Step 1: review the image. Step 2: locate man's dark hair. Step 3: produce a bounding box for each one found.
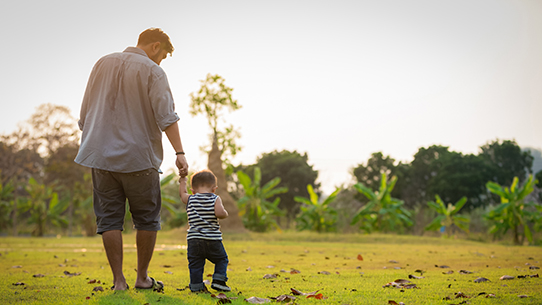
[191,169,217,189]
[138,28,174,55]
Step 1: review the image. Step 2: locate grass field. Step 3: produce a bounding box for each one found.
[1,230,541,304]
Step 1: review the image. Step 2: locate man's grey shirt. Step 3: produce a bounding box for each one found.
[75,47,180,173]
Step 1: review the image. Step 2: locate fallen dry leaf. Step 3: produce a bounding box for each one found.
[63,271,82,277]
[518,295,530,298]
[459,270,473,274]
[435,265,450,268]
[12,282,25,286]
[33,274,45,278]
[307,293,327,299]
[474,277,490,283]
[500,275,514,280]
[290,269,301,274]
[455,291,471,298]
[164,271,173,274]
[12,265,22,268]
[442,270,454,274]
[272,295,296,302]
[92,286,104,292]
[408,274,424,279]
[244,296,271,304]
[263,274,278,279]
[357,254,363,261]
[318,271,331,275]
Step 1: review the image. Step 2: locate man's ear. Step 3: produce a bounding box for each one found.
[151,41,161,53]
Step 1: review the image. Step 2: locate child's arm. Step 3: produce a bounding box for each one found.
[214,196,229,219]
[179,176,190,205]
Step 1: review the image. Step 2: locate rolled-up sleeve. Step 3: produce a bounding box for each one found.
[149,68,180,131]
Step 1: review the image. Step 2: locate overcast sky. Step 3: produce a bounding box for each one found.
[1,0,541,193]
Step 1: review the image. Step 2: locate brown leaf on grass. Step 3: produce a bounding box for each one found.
[164,271,173,274]
[408,274,424,279]
[389,260,399,264]
[290,269,301,274]
[290,288,320,296]
[271,295,296,302]
[307,293,327,300]
[246,267,252,271]
[455,292,471,298]
[500,275,514,280]
[383,279,416,289]
[92,286,104,292]
[357,254,363,261]
[442,270,454,274]
[12,265,22,268]
[33,274,45,278]
[244,296,271,304]
[518,295,530,298]
[63,271,82,277]
[474,277,490,283]
[263,274,278,279]
[486,293,496,298]
[529,266,540,269]
[318,271,331,275]
[12,282,25,286]
[459,270,473,274]
[530,274,539,278]
[161,265,173,268]
[388,301,405,305]
[435,265,450,268]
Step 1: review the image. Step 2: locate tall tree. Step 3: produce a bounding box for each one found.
[352,152,397,202]
[190,74,245,232]
[253,150,319,228]
[399,145,452,208]
[480,139,533,186]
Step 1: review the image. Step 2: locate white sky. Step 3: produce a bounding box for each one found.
[1,0,541,193]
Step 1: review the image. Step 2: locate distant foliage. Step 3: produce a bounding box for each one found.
[236,167,288,232]
[351,173,413,233]
[295,185,340,233]
[485,175,539,245]
[424,195,470,236]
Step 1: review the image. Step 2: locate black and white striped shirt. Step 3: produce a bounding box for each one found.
[186,193,222,240]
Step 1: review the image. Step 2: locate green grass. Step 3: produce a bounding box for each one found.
[1,230,541,304]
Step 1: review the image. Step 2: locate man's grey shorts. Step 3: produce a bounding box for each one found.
[92,168,161,234]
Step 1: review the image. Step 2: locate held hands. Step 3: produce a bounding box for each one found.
[176,154,188,177]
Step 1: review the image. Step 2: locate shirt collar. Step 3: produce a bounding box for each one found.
[123,47,148,58]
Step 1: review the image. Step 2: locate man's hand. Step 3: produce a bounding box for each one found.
[176,154,188,177]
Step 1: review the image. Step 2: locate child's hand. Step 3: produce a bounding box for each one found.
[178,175,188,183]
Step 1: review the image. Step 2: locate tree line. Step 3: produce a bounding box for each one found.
[2,74,541,245]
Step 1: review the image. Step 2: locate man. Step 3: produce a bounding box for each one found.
[75,28,188,291]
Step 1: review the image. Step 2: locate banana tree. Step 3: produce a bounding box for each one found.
[160,173,187,228]
[19,177,69,236]
[236,167,288,232]
[424,195,469,236]
[351,173,412,233]
[295,185,340,233]
[485,175,538,245]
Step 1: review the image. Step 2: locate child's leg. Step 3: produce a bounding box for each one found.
[207,240,229,282]
[187,239,206,291]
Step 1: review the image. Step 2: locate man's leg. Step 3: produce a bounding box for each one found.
[134,230,157,288]
[102,230,128,290]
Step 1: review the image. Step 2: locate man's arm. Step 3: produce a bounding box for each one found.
[164,121,188,176]
[178,176,190,205]
[214,196,229,219]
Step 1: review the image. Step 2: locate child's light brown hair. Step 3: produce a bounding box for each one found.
[190,169,217,189]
